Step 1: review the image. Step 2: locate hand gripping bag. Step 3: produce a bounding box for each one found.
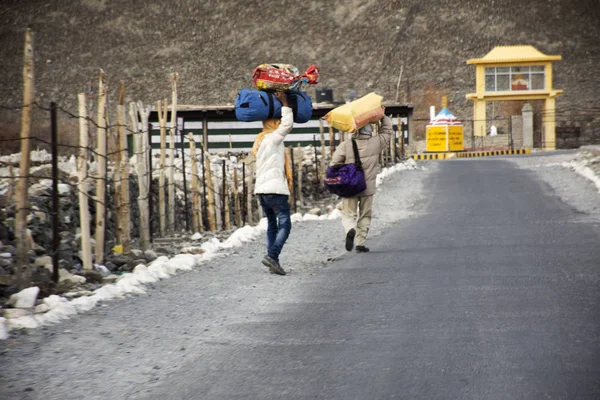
[323,93,384,132]
[235,89,313,123]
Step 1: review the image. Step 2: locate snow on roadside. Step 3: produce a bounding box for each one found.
[507,149,600,219]
[0,159,419,338]
[561,160,600,193]
[376,158,418,186]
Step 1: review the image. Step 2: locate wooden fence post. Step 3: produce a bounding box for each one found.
[50,102,59,282]
[296,144,303,205]
[157,99,168,236]
[95,69,107,265]
[179,127,190,231]
[395,65,404,103]
[200,145,207,230]
[114,90,123,247]
[15,29,34,284]
[222,160,230,230]
[213,169,222,230]
[328,125,335,156]
[381,123,389,167]
[204,148,216,231]
[114,83,124,248]
[77,93,93,271]
[233,166,242,227]
[138,101,151,249]
[390,123,396,164]
[245,156,255,225]
[129,102,150,251]
[241,161,247,225]
[319,120,326,182]
[188,133,201,233]
[117,99,131,254]
[286,147,295,209]
[168,73,178,233]
[312,135,320,186]
[398,114,405,158]
[202,117,208,149]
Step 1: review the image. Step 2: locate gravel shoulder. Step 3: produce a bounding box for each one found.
[505,150,600,222]
[0,162,435,400]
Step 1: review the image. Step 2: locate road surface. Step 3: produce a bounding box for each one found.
[1,157,599,400]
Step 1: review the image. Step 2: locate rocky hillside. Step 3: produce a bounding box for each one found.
[1,0,599,148]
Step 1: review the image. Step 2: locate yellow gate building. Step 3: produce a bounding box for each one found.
[466,46,562,150]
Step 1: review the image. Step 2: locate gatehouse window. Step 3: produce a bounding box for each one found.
[484,66,545,92]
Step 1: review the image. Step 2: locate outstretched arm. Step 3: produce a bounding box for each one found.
[270,92,293,146]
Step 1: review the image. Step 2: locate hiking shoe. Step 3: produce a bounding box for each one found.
[355,245,370,253]
[262,255,286,276]
[345,228,356,251]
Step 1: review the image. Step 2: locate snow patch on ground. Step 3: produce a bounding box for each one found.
[0,159,431,399]
[562,160,600,193]
[508,150,600,219]
[1,159,421,339]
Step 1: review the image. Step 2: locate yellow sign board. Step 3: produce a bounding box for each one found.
[426,126,448,152]
[426,125,464,152]
[448,126,464,151]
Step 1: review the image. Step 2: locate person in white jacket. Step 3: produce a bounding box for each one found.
[251,91,293,275]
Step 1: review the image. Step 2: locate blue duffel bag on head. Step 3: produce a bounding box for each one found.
[287,91,312,123]
[235,89,313,123]
[235,89,281,122]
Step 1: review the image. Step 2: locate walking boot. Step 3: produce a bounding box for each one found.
[262,255,286,276]
[345,228,356,252]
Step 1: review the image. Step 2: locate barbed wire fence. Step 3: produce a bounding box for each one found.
[1,81,407,291]
[4,89,597,291]
[7,100,597,292]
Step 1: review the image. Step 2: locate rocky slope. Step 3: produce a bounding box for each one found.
[1,0,599,148]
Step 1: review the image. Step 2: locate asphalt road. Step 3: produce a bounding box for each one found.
[145,159,600,400]
[2,158,599,400]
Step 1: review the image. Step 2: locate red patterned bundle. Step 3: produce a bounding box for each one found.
[252,64,319,92]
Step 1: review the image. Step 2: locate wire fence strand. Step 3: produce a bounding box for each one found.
[1,97,598,285]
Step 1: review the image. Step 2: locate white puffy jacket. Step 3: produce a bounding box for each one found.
[254,107,293,195]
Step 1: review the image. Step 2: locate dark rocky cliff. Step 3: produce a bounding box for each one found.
[1,0,599,149]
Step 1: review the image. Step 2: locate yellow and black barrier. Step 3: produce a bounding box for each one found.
[409,153,452,160]
[409,149,531,160]
[453,149,531,158]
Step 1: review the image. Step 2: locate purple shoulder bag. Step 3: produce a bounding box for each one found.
[324,139,367,197]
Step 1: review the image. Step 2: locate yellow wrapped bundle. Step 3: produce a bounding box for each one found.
[323,93,385,132]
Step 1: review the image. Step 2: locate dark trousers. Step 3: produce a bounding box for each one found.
[258,194,292,260]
